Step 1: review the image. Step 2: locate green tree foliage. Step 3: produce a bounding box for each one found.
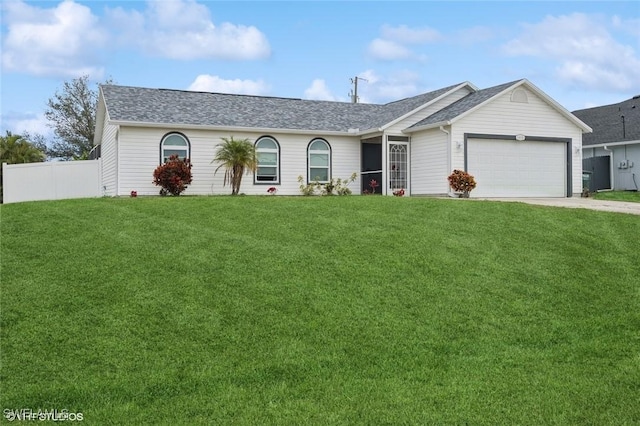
[45,75,111,160]
[0,131,46,202]
[0,131,46,164]
[212,136,257,195]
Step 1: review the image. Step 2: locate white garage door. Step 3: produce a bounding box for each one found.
[467,138,566,197]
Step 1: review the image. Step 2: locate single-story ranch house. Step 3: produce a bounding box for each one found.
[94,78,591,197]
[573,95,639,192]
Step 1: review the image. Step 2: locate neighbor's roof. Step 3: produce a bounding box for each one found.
[100,82,466,133]
[572,96,640,146]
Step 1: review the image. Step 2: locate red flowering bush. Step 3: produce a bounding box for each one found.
[363,179,379,195]
[393,188,405,197]
[448,169,476,197]
[153,155,193,196]
[267,186,277,195]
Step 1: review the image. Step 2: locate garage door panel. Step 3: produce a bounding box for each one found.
[468,139,565,197]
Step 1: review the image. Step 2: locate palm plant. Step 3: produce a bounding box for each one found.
[0,131,46,164]
[0,131,46,203]
[212,136,257,195]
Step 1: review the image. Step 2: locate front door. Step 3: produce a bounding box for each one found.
[361,142,382,194]
[388,143,408,192]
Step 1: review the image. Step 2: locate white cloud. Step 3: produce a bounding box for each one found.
[1,112,53,137]
[367,39,413,61]
[106,0,271,60]
[503,13,640,92]
[611,16,640,37]
[358,70,381,85]
[381,24,441,44]
[355,69,422,103]
[303,79,338,101]
[1,0,107,78]
[188,75,270,95]
[367,24,438,61]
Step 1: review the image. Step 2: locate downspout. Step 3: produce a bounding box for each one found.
[439,126,453,197]
[602,145,614,191]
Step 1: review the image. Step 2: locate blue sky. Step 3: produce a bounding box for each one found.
[1,0,639,138]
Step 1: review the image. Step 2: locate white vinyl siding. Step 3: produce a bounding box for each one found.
[114,127,361,196]
[118,127,163,196]
[450,87,583,196]
[99,110,118,196]
[410,128,449,195]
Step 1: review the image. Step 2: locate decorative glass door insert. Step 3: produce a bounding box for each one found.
[388,143,407,190]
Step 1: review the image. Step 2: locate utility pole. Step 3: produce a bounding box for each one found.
[349,76,368,103]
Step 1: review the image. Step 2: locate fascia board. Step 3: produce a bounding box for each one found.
[402,121,451,134]
[585,139,640,148]
[107,120,357,137]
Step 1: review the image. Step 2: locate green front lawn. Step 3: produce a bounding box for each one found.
[593,190,640,203]
[1,196,639,424]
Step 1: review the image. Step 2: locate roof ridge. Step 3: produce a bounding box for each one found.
[573,95,640,113]
[383,82,467,106]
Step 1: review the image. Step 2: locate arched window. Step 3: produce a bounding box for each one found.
[160,133,190,163]
[255,136,280,183]
[308,139,331,183]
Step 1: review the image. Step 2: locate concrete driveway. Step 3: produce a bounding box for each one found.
[480,197,640,215]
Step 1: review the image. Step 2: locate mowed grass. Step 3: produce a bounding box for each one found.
[1,196,639,425]
[593,190,640,203]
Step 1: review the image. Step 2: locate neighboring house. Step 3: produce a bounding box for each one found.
[573,96,640,192]
[94,79,591,198]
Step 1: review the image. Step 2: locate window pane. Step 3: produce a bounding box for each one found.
[164,135,188,146]
[257,166,277,176]
[309,168,328,181]
[309,140,329,151]
[257,138,277,150]
[310,153,328,166]
[257,152,277,165]
[163,149,187,161]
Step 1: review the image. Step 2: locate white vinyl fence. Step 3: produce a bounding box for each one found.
[2,159,102,204]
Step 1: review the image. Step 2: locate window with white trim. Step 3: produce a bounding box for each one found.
[308,139,331,182]
[160,133,190,163]
[255,137,280,183]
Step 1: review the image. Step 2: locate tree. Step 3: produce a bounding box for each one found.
[212,136,257,195]
[0,131,46,164]
[0,131,46,202]
[21,131,50,159]
[44,75,111,160]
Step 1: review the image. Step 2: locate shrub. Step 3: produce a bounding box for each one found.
[298,173,358,196]
[448,169,476,197]
[392,188,405,197]
[153,155,192,196]
[363,179,380,195]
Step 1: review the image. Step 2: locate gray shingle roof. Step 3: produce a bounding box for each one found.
[101,83,466,133]
[572,96,640,145]
[408,80,523,129]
